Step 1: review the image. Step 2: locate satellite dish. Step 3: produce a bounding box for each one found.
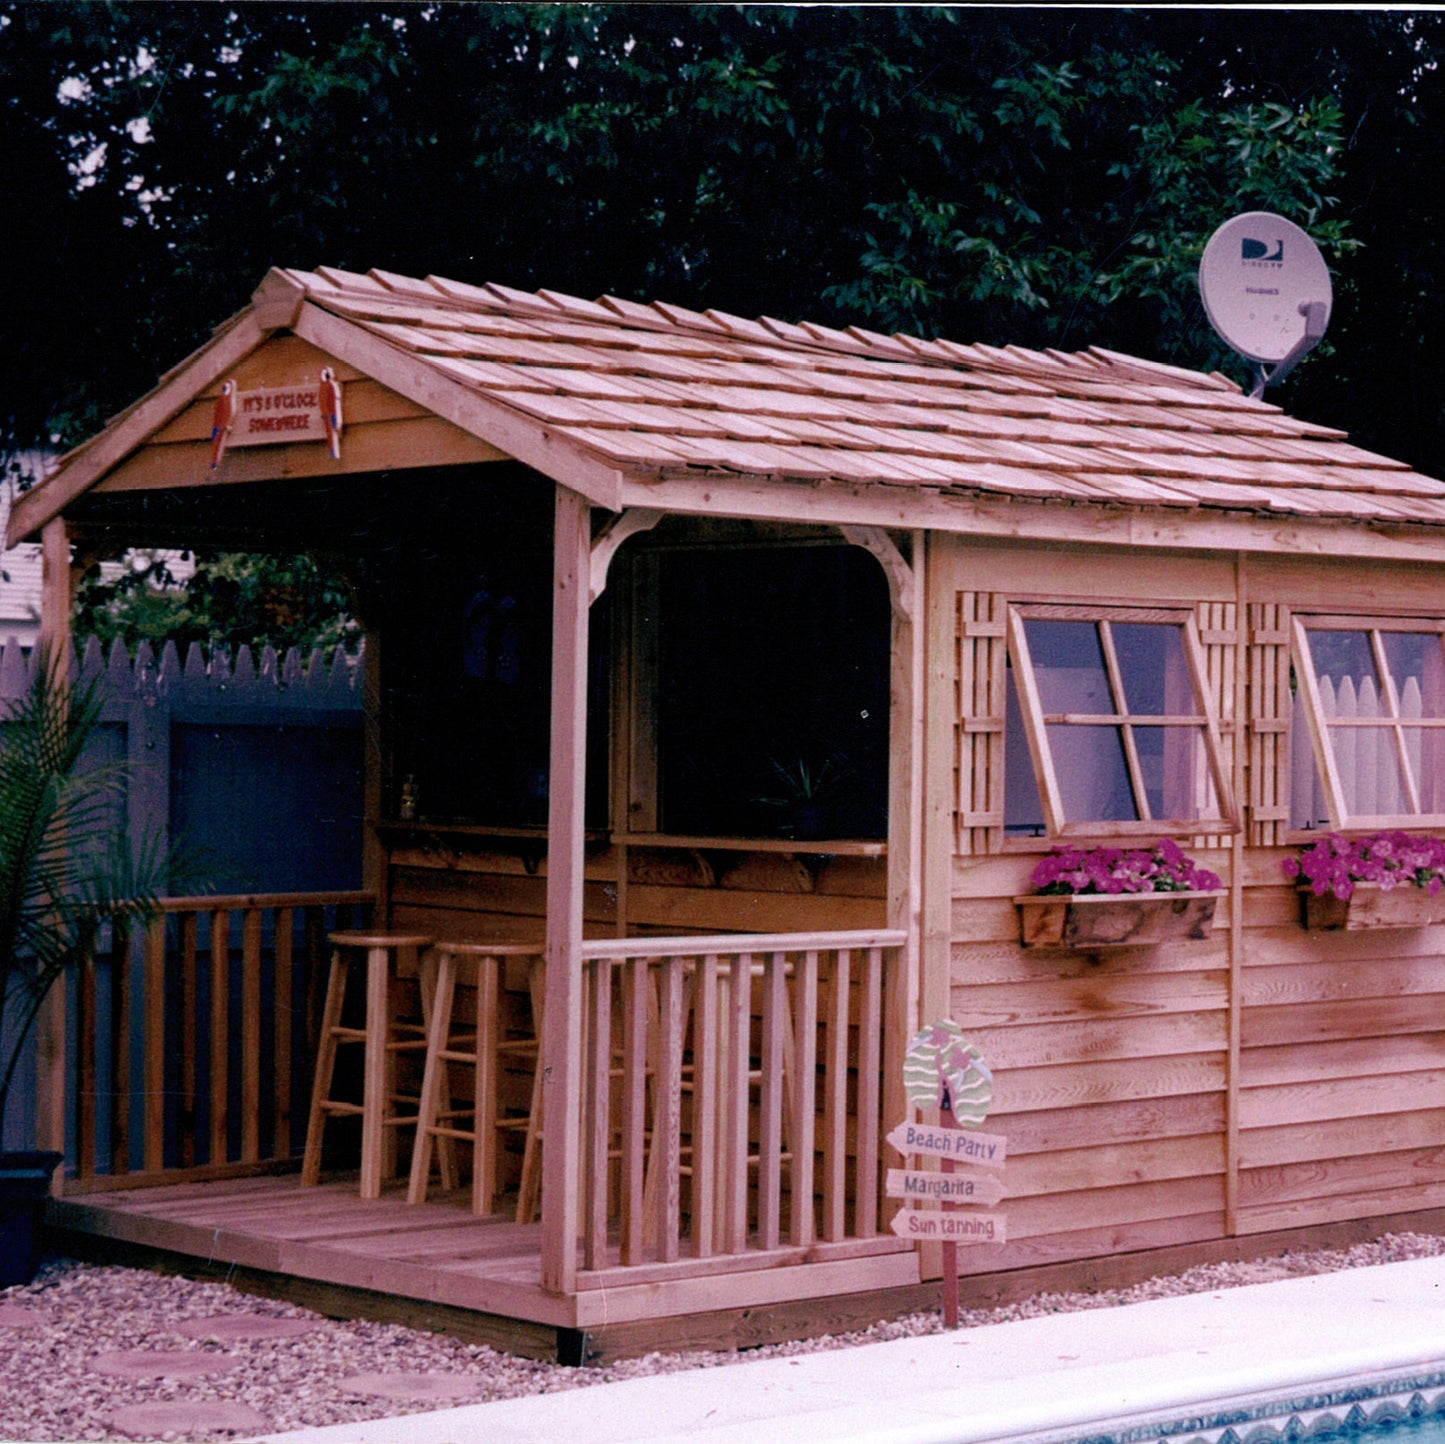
[1199,211,1332,397]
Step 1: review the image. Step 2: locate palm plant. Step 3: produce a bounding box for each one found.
[0,655,172,1148]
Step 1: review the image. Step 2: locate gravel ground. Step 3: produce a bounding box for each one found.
[2,1232,1444,1442]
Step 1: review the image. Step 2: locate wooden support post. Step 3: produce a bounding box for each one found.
[33,518,72,1170]
[542,485,592,1295]
[883,531,925,1223]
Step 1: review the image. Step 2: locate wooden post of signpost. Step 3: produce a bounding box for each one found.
[940,1097,959,1328]
[887,1021,1006,1328]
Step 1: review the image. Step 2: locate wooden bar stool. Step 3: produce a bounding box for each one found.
[407,942,546,1218]
[302,930,435,1199]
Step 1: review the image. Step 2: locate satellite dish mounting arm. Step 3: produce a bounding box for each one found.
[1250,300,1329,399]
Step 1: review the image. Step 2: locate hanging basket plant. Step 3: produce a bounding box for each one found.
[1284,831,1445,931]
[1016,840,1223,952]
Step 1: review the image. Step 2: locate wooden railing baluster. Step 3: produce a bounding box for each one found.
[692,952,719,1259]
[655,955,684,1263]
[584,957,612,1271]
[209,908,230,1165]
[240,908,263,1163]
[180,912,198,1169]
[143,917,167,1174]
[855,947,884,1237]
[723,951,752,1254]
[791,949,819,1248]
[757,950,787,1251]
[77,926,98,1181]
[273,907,294,1160]
[110,921,131,1176]
[823,947,851,1243]
[620,954,648,1265]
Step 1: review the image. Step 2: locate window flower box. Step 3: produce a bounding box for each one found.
[1016,889,1220,949]
[1287,831,1445,931]
[1016,841,1223,952]
[1299,883,1445,932]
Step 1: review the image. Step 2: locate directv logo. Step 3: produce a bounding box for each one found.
[1241,236,1284,264]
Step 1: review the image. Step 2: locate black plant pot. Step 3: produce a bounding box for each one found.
[0,1151,62,1288]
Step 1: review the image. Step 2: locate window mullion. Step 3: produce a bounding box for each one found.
[1369,629,1421,813]
[1005,607,1067,833]
[1098,622,1151,822]
[1292,616,1352,827]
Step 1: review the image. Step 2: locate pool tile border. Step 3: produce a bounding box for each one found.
[1064,1370,1445,1444]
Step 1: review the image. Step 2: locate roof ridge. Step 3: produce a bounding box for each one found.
[293,268,1244,396]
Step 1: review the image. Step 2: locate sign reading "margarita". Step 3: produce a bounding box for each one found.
[885,1169,1005,1206]
[230,385,326,447]
[889,1209,1007,1243]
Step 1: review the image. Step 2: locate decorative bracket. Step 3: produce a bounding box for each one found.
[589,508,664,603]
[839,525,914,621]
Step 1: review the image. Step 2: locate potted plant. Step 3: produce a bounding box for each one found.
[1016,839,1224,951]
[753,750,850,842]
[0,656,174,1286]
[1284,830,1445,931]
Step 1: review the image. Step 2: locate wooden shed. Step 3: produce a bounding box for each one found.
[14,264,1445,1361]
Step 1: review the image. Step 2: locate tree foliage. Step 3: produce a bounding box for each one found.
[72,552,358,658]
[2,4,1444,475]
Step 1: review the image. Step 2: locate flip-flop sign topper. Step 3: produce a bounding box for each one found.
[903,1020,993,1124]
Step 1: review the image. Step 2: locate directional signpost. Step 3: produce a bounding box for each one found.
[888,1020,1005,1328]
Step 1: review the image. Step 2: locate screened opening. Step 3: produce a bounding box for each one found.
[652,545,890,841]
[1291,615,1445,829]
[1004,604,1234,837]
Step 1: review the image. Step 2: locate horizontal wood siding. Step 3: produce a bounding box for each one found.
[1237,858,1445,1234]
[949,854,1228,1273]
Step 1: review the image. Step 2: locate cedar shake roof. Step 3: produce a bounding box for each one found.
[15,264,1445,545]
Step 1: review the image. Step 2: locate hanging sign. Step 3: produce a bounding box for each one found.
[890,1208,1007,1244]
[211,370,344,460]
[891,1020,1007,1329]
[886,1168,1005,1206]
[885,1120,1006,1167]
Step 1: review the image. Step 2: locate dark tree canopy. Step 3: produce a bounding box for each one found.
[3,4,1444,474]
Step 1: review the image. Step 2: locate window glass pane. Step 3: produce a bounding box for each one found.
[1004,663,1046,836]
[1404,727,1445,814]
[1290,684,1331,830]
[1133,725,1219,821]
[1381,632,1445,719]
[1328,723,1410,816]
[1024,620,1116,714]
[1111,623,1198,717]
[1046,724,1137,821]
[1308,629,1382,700]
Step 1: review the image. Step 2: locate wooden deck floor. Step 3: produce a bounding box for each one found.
[47,1174,573,1347]
[45,1172,923,1363]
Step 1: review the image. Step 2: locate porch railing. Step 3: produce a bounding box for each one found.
[66,890,373,1189]
[576,929,907,1281]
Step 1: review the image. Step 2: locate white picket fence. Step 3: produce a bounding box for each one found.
[0,634,362,709]
[1292,671,1438,825]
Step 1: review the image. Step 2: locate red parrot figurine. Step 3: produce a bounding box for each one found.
[209,379,237,469]
[320,367,343,459]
